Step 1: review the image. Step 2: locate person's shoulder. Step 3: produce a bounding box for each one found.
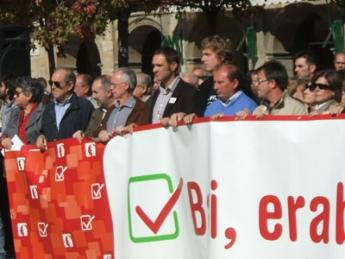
[73,95,94,108]
[134,96,145,105]
[204,99,221,115]
[43,100,54,110]
[239,91,256,103]
[179,79,197,89]
[36,102,46,112]
[283,93,308,114]
[199,76,213,89]
[284,93,305,107]
[177,79,198,95]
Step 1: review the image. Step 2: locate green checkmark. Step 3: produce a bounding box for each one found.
[128,173,180,243]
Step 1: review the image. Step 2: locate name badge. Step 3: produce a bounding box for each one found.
[169,97,177,104]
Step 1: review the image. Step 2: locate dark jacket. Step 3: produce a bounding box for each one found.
[84,107,107,138]
[197,76,216,116]
[150,79,199,122]
[2,102,45,144]
[40,94,94,141]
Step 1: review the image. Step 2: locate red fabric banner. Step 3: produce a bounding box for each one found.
[4,138,114,259]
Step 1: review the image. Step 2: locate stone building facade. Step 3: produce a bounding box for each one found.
[30,0,344,80]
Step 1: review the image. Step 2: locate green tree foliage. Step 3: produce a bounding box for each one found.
[0,0,120,74]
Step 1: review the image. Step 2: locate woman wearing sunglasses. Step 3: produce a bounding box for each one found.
[304,69,342,114]
[1,77,45,149]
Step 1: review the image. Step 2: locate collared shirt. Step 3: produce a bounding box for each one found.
[314,99,339,113]
[54,95,72,130]
[152,76,180,123]
[218,91,243,107]
[106,95,136,133]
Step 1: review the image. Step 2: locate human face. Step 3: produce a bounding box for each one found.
[14,87,31,108]
[110,72,128,100]
[74,75,89,97]
[92,79,112,106]
[50,70,74,103]
[312,76,335,104]
[294,57,313,79]
[213,68,237,101]
[255,70,272,99]
[201,48,221,72]
[303,86,317,106]
[152,54,177,86]
[334,53,345,71]
[133,84,146,99]
[250,73,259,96]
[153,78,161,91]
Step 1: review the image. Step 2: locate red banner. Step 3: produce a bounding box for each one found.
[4,138,114,259]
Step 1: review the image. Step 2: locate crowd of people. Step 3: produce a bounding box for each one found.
[0,35,345,257]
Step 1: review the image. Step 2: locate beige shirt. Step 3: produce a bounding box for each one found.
[253,91,308,115]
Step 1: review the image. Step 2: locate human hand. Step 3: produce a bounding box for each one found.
[98,130,110,143]
[210,113,225,120]
[1,137,12,150]
[36,135,47,152]
[160,117,170,127]
[183,113,197,124]
[235,108,250,120]
[169,112,186,128]
[72,130,84,142]
[113,124,135,136]
[252,105,268,119]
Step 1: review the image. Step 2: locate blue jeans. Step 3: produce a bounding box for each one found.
[0,216,5,258]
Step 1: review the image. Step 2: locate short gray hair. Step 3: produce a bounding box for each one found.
[136,72,152,87]
[136,72,153,94]
[114,67,137,89]
[95,75,111,91]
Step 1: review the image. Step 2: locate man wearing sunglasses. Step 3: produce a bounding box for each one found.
[253,61,308,115]
[36,68,94,149]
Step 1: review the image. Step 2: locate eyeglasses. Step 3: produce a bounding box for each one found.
[306,83,333,91]
[49,80,65,89]
[257,79,270,85]
[110,82,124,88]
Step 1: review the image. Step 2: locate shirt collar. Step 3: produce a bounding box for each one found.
[262,90,286,111]
[159,76,180,95]
[54,94,73,106]
[218,90,243,106]
[315,99,335,110]
[115,95,136,109]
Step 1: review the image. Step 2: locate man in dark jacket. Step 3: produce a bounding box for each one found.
[36,67,94,149]
[150,47,198,124]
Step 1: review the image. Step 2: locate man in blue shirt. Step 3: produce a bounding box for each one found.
[204,64,257,117]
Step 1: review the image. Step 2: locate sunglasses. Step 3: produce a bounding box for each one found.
[306,83,333,91]
[48,80,65,89]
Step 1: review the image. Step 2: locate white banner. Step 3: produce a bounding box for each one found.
[103,119,345,259]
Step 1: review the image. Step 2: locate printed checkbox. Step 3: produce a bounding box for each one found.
[128,173,181,243]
